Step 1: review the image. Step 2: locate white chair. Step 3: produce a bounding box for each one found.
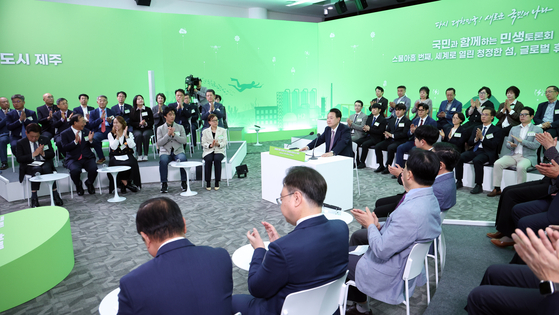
[9,144,15,172]
[403,241,433,315]
[351,142,361,196]
[149,135,158,159]
[23,174,32,206]
[280,270,348,315]
[427,211,448,288]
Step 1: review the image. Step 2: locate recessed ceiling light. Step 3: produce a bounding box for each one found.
[328,6,334,9]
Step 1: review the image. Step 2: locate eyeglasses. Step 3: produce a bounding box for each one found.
[519,113,530,117]
[276,192,297,205]
[210,119,218,122]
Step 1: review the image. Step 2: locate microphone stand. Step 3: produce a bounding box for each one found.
[309,133,320,160]
[287,132,314,149]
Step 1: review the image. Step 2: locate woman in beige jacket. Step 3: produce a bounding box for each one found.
[202,114,228,190]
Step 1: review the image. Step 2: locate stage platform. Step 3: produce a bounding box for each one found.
[0,141,247,202]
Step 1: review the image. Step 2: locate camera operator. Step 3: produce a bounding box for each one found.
[188,78,208,108]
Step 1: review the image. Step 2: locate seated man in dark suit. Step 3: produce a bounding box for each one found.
[369,86,389,116]
[183,94,200,147]
[394,103,438,169]
[455,107,502,194]
[15,123,62,208]
[118,197,233,315]
[356,103,387,168]
[533,85,559,138]
[72,93,95,129]
[436,88,463,130]
[374,103,411,173]
[466,227,559,315]
[52,98,74,159]
[6,94,38,156]
[232,166,349,315]
[0,96,11,170]
[111,91,133,130]
[37,92,58,140]
[89,95,115,164]
[201,89,225,131]
[61,115,97,196]
[346,150,442,314]
[299,108,353,158]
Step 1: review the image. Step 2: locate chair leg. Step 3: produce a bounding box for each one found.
[355,167,360,196]
[425,256,430,305]
[434,239,439,287]
[69,175,73,199]
[405,280,410,315]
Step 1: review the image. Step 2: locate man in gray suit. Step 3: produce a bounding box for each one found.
[348,100,368,142]
[345,150,441,315]
[156,107,188,193]
[489,107,542,197]
[388,85,411,118]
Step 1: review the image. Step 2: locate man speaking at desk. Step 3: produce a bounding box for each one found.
[232,166,348,315]
[299,108,353,158]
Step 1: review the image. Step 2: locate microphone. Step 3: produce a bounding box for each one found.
[286,131,315,149]
[309,133,321,160]
[323,203,341,210]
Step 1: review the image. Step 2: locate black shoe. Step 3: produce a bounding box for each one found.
[53,192,63,206]
[77,184,84,196]
[357,162,366,169]
[374,166,385,173]
[125,183,138,193]
[181,181,188,192]
[85,181,95,194]
[0,162,7,170]
[120,186,127,194]
[470,184,483,194]
[456,180,463,189]
[31,197,40,208]
[381,168,390,174]
[345,304,373,315]
[161,182,168,193]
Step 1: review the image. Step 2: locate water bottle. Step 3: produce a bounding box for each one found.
[102,164,108,171]
[35,172,41,180]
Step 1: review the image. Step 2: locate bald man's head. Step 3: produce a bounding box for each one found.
[0,97,9,110]
[43,93,54,106]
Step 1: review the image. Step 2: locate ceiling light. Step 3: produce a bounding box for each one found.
[286,0,323,6]
[328,6,334,9]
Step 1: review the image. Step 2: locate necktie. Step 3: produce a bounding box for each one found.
[419,119,424,126]
[329,130,335,151]
[372,116,377,126]
[20,111,26,138]
[474,126,487,152]
[78,132,82,160]
[33,142,40,161]
[395,118,400,128]
[101,109,106,133]
[121,106,124,114]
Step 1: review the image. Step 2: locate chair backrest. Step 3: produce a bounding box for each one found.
[352,141,358,154]
[439,232,447,271]
[402,241,433,281]
[280,270,348,315]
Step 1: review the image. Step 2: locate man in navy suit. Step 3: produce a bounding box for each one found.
[72,93,94,129]
[300,108,353,158]
[111,91,133,130]
[232,166,349,315]
[533,85,559,138]
[167,89,188,125]
[6,94,38,156]
[52,98,74,158]
[394,103,438,168]
[356,103,387,168]
[118,197,233,315]
[61,115,97,196]
[436,88,463,130]
[0,97,11,170]
[36,93,58,140]
[374,103,411,173]
[201,89,225,131]
[455,107,503,194]
[89,95,114,164]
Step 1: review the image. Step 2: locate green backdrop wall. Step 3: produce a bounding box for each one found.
[0,0,557,141]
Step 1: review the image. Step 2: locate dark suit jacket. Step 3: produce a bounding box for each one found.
[0,109,11,135]
[201,102,225,129]
[183,103,200,131]
[152,104,168,129]
[111,103,133,126]
[247,215,348,315]
[167,102,186,124]
[37,104,59,135]
[6,108,38,141]
[467,124,503,164]
[442,124,467,152]
[495,101,524,127]
[16,136,55,183]
[385,115,411,141]
[118,238,233,315]
[364,114,387,144]
[534,101,559,128]
[89,107,115,133]
[61,127,95,163]
[72,105,95,129]
[129,106,154,130]
[52,110,74,139]
[307,123,353,157]
[370,97,389,116]
[409,116,437,140]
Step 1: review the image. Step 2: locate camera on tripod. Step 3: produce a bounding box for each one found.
[185,75,201,97]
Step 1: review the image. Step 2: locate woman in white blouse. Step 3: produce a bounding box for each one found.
[108,116,141,194]
[202,114,228,190]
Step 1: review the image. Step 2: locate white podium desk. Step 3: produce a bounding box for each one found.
[261,152,353,210]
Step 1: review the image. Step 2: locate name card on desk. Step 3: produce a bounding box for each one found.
[269,146,306,162]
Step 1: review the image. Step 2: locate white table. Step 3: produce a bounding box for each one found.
[261,152,353,210]
[232,241,270,271]
[322,209,354,224]
[171,161,203,196]
[29,173,70,206]
[97,166,131,202]
[98,287,119,315]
